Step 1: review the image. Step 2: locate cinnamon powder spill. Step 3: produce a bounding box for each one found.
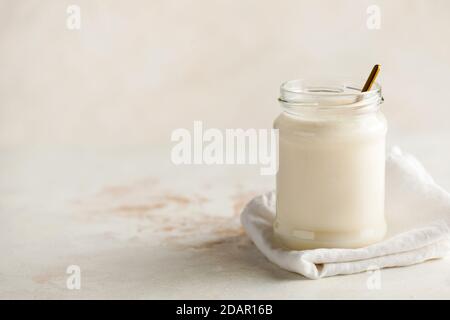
[74,178,263,250]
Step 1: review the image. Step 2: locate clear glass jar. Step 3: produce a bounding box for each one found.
[273,79,387,249]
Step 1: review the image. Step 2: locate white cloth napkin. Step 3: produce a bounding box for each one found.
[241,147,450,279]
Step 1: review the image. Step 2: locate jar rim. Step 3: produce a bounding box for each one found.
[279,78,383,115]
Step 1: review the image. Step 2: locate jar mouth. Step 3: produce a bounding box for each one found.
[279,79,383,115]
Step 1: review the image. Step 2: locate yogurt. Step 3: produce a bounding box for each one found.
[273,79,387,249]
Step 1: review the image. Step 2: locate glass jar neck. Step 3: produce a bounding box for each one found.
[279,79,383,119]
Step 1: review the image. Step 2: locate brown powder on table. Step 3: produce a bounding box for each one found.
[74,178,261,250]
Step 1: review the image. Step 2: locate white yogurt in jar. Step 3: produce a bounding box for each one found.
[273,79,387,249]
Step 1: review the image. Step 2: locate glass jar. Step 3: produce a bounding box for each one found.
[273,79,387,249]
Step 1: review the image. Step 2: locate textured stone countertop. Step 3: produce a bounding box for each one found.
[1,136,450,299]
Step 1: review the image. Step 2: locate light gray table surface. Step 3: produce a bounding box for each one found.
[1,132,449,299]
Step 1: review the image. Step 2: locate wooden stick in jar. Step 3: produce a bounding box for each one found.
[362,64,381,92]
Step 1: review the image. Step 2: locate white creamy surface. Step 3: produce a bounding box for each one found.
[274,111,387,249]
[0,135,449,299]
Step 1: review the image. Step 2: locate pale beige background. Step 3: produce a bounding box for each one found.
[0,0,449,147]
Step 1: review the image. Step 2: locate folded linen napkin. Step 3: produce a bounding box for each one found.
[241,147,450,279]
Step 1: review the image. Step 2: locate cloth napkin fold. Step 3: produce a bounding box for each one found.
[241,147,450,279]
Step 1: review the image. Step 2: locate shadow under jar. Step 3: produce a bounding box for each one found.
[273,79,387,250]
